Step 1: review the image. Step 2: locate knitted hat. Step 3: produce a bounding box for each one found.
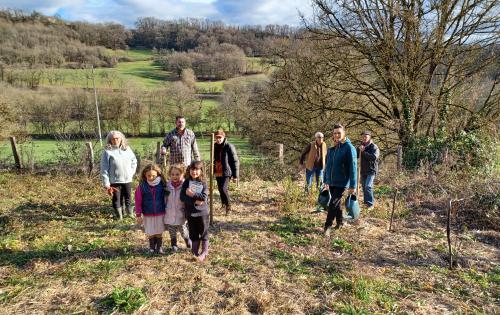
[361,130,372,136]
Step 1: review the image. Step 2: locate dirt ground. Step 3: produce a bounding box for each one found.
[0,172,498,314]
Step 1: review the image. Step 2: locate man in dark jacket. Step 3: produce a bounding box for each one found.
[358,131,380,210]
[323,124,357,235]
[213,130,239,215]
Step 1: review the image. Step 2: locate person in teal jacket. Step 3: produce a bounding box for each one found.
[322,124,357,235]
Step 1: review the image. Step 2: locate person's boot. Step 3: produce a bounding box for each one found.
[148,237,155,253]
[115,207,123,220]
[126,206,134,218]
[191,240,200,257]
[156,237,163,254]
[198,240,209,262]
[225,204,231,215]
[171,238,178,252]
[183,237,192,249]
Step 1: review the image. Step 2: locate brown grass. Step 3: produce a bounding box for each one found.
[0,171,498,314]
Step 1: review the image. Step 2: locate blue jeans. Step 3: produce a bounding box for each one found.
[305,167,323,192]
[361,174,375,207]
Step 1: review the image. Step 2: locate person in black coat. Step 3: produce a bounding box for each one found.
[213,130,239,215]
[357,131,380,209]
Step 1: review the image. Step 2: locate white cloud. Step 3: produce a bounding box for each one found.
[0,0,314,26]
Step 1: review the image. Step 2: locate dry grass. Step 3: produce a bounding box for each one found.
[0,171,498,314]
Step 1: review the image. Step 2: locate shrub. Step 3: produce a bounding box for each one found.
[100,287,147,314]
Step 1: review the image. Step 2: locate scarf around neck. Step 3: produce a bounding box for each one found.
[147,176,161,187]
[171,180,183,188]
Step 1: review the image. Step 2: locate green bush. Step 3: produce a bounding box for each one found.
[403,131,497,171]
[101,287,147,314]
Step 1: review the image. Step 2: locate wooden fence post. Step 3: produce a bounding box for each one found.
[9,136,22,170]
[156,142,161,164]
[447,199,454,269]
[397,145,403,171]
[278,143,284,165]
[209,133,214,225]
[85,142,94,177]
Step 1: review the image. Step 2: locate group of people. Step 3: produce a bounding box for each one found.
[299,124,380,235]
[100,118,379,259]
[100,116,239,262]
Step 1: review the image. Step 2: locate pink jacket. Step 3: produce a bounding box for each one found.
[163,180,186,225]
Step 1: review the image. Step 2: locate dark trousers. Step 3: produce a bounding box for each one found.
[110,183,132,210]
[216,176,231,206]
[187,215,209,241]
[324,187,346,228]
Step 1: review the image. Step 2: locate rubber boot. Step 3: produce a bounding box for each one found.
[191,240,200,257]
[148,237,155,253]
[156,237,163,254]
[225,204,231,216]
[198,240,209,262]
[115,207,123,220]
[171,238,178,252]
[183,237,192,249]
[125,206,134,218]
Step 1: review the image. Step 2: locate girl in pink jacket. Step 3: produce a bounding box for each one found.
[164,164,191,252]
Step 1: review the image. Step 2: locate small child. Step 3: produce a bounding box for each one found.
[135,163,168,254]
[164,164,192,252]
[180,160,209,262]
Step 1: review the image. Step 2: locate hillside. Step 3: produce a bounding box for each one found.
[0,170,498,314]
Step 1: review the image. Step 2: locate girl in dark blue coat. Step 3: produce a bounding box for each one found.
[180,161,210,262]
[135,163,168,253]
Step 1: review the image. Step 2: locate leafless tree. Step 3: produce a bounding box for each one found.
[305,0,499,156]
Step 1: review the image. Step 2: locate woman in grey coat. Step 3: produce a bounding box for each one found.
[100,131,137,219]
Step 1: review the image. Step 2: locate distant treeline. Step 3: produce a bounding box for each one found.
[130,17,297,56]
[0,9,296,68]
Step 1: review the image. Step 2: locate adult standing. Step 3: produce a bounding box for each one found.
[358,131,380,210]
[322,124,357,235]
[100,130,137,220]
[299,132,327,192]
[213,130,239,215]
[161,116,200,167]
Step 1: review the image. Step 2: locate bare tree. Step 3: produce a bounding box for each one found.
[306,0,499,163]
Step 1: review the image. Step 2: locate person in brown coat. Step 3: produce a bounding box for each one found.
[299,132,327,193]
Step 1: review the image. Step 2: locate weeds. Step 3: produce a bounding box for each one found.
[270,215,316,246]
[331,238,353,253]
[100,286,147,314]
[270,249,310,275]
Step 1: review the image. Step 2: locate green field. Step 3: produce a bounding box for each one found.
[106,48,153,61]
[29,50,268,90]
[0,136,260,166]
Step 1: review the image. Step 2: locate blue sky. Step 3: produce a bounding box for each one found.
[0,0,313,26]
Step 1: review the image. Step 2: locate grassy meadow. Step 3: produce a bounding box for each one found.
[31,50,268,90]
[0,136,261,167]
[0,168,498,314]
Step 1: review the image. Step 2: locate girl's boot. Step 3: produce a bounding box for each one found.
[148,237,155,253]
[170,237,178,252]
[156,237,163,254]
[198,240,209,262]
[191,240,200,256]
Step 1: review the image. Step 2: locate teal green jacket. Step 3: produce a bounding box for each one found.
[323,138,357,189]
